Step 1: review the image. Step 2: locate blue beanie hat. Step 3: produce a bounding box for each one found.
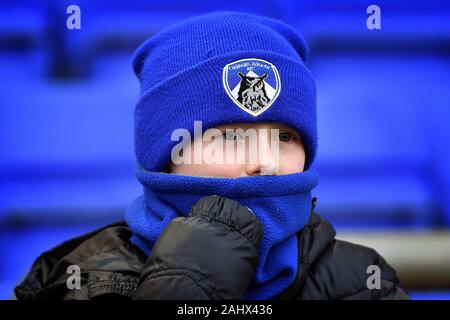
[133,11,317,171]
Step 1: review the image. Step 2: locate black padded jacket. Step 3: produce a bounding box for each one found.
[14,196,410,300]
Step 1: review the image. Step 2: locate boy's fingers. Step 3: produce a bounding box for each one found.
[189,195,263,249]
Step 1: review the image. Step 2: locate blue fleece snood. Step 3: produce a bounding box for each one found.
[132,11,317,171]
[125,167,319,300]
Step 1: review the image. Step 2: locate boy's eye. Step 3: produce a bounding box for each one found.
[279,131,294,143]
[223,131,241,140]
[225,131,236,140]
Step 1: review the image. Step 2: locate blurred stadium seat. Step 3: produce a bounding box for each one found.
[312,54,450,229]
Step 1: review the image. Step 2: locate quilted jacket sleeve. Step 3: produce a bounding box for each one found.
[132,195,263,300]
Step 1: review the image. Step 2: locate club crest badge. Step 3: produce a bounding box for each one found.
[222,58,281,117]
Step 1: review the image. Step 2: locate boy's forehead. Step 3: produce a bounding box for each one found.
[214,122,297,131]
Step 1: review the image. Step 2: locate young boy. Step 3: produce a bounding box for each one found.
[14,12,410,300]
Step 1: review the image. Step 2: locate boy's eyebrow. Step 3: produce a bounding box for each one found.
[214,125,303,142]
[277,126,302,139]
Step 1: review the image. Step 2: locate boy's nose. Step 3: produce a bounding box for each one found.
[244,135,279,176]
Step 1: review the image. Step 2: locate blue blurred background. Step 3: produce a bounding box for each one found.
[1,0,449,300]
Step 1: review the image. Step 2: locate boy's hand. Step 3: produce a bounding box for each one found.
[133,195,263,300]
